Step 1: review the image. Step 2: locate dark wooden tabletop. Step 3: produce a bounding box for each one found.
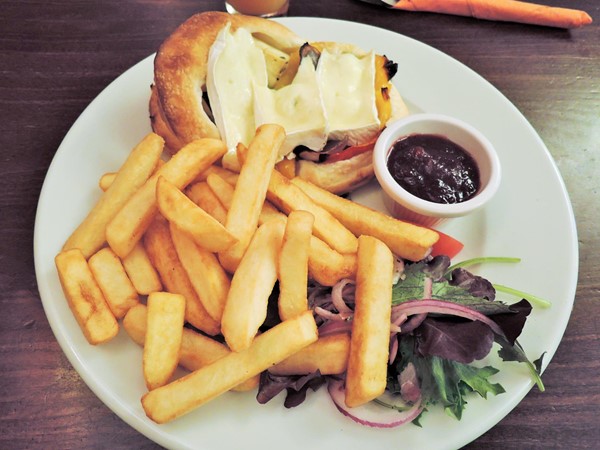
[1,0,599,448]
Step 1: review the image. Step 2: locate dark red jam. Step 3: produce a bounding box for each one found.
[386,134,480,204]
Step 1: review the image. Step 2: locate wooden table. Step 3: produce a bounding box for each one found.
[1,1,598,448]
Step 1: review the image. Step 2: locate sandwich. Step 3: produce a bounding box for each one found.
[150,11,409,194]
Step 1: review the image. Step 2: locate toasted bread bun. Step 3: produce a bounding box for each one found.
[150,11,408,193]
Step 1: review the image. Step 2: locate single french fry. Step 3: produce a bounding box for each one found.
[143,292,186,390]
[88,247,139,319]
[207,173,285,225]
[156,176,237,253]
[107,138,226,259]
[143,218,220,336]
[267,170,358,255]
[218,124,285,272]
[121,241,162,295]
[221,219,284,352]
[123,304,258,392]
[170,223,231,324]
[141,310,318,423]
[63,133,164,258]
[54,248,119,344]
[308,236,357,286]
[278,210,314,321]
[291,177,439,261]
[186,181,228,225]
[194,164,239,185]
[98,172,117,191]
[269,333,351,376]
[345,235,394,408]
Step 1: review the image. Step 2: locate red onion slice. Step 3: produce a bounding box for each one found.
[327,379,423,428]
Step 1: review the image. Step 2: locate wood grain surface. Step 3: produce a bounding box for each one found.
[1,1,598,448]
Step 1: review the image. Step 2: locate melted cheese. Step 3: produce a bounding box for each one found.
[254,56,327,158]
[316,50,380,145]
[206,24,268,153]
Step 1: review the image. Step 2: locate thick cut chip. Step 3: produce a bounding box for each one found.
[121,241,162,295]
[88,247,140,319]
[345,235,394,408]
[54,248,118,344]
[63,132,164,258]
[143,292,186,390]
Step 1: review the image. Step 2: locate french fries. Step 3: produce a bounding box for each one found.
[123,304,258,392]
[269,333,351,376]
[63,132,164,258]
[121,242,162,295]
[141,310,318,423]
[143,292,186,390]
[278,210,314,321]
[156,176,237,253]
[143,217,220,336]
[218,124,285,272]
[221,219,284,352]
[88,247,139,319]
[170,223,231,324]
[55,122,457,426]
[106,138,226,259]
[345,235,394,408]
[291,177,439,261]
[54,248,119,344]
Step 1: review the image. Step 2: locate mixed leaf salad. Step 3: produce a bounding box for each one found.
[257,254,547,428]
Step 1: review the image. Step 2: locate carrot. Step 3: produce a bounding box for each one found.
[393,0,592,29]
[429,229,464,259]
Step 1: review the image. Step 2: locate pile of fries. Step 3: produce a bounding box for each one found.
[55,124,439,423]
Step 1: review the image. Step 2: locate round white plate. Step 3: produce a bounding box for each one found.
[34,17,578,450]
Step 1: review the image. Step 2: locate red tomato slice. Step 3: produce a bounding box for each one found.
[325,138,377,163]
[430,230,464,259]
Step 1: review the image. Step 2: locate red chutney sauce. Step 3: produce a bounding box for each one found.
[386,134,480,204]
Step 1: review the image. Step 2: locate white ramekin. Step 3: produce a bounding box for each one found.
[373,113,501,227]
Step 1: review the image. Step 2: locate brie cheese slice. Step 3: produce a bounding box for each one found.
[206,24,268,154]
[316,49,380,145]
[254,56,327,159]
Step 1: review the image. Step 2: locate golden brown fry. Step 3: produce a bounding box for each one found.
[63,133,164,258]
[221,219,285,352]
[143,218,220,336]
[267,170,358,254]
[291,177,439,261]
[186,181,228,225]
[88,247,139,319]
[141,310,318,423]
[170,223,231,324]
[194,164,239,185]
[308,236,357,286]
[218,124,285,272]
[98,172,116,191]
[269,333,351,376]
[345,235,394,408]
[121,241,162,295]
[132,321,258,392]
[278,210,314,321]
[143,292,186,391]
[123,304,258,392]
[207,173,285,225]
[156,176,237,253]
[54,248,119,345]
[106,138,226,259]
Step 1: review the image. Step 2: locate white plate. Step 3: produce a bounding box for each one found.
[34,17,578,450]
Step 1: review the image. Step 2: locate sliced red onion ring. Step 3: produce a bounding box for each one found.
[327,379,423,428]
[392,299,505,337]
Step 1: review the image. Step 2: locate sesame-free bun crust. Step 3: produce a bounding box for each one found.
[152,11,303,153]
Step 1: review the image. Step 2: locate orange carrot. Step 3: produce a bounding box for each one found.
[393,0,592,29]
